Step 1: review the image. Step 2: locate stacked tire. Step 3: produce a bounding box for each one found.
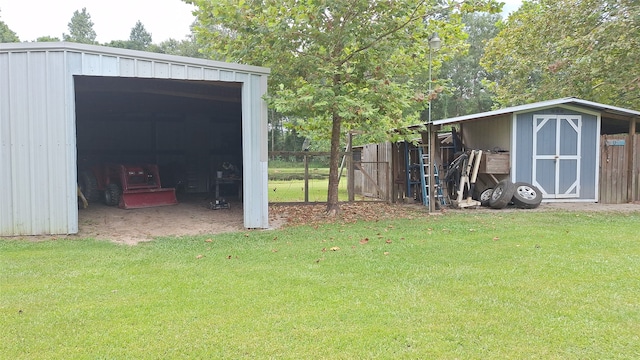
[511,182,543,209]
[480,180,542,209]
[79,171,100,202]
[488,180,516,209]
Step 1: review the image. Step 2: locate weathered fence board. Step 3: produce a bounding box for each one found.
[353,142,392,201]
[599,134,639,203]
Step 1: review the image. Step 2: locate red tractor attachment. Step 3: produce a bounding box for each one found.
[82,164,178,209]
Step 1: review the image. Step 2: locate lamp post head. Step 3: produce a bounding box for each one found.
[429,33,441,50]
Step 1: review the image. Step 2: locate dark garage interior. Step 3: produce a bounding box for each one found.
[74,75,244,203]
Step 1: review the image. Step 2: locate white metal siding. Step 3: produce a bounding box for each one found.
[240,72,270,228]
[0,51,14,234]
[0,50,77,235]
[0,42,270,235]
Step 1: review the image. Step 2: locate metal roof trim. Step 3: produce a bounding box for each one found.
[0,41,271,75]
[424,97,640,127]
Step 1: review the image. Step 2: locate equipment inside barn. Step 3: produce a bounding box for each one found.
[80,164,178,209]
[209,198,230,210]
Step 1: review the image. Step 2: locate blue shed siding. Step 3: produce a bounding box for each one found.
[514,107,599,201]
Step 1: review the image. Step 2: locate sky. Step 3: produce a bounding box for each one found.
[0,0,197,43]
[1,0,523,44]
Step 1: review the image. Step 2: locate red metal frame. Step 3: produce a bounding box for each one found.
[91,163,177,209]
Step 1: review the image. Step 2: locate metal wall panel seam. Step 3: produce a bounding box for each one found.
[8,51,19,234]
[238,72,253,227]
[594,114,601,202]
[0,53,4,232]
[258,73,270,228]
[65,49,79,233]
[511,114,517,183]
[0,52,15,234]
[26,51,37,234]
[45,50,55,233]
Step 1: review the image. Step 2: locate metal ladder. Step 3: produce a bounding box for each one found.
[418,146,447,207]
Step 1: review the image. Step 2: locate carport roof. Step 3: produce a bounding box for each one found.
[422,97,640,127]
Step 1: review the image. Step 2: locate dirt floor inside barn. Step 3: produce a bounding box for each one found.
[72,195,640,245]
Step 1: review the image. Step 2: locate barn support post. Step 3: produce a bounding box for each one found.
[304,154,309,203]
[391,143,401,203]
[386,160,392,203]
[428,123,436,213]
[628,118,637,202]
[347,132,355,202]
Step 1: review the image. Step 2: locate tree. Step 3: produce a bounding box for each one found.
[0,10,20,42]
[482,0,640,110]
[36,36,61,42]
[153,35,204,58]
[104,39,134,49]
[433,12,501,119]
[63,7,97,44]
[129,20,153,50]
[188,0,501,214]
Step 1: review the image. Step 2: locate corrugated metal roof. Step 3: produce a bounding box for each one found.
[422,97,640,127]
[0,42,270,75]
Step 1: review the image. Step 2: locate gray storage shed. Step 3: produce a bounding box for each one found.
[430,98,640,203]
[0,42,270,236]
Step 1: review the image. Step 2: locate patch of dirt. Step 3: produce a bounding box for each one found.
[76,194,244,244]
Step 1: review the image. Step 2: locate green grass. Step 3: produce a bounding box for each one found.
[269,177,349,202]
[2,211,640,358]
[269,167,337,202]
[268,167,368,202]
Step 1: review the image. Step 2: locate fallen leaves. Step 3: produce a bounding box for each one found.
[269,202,424,228]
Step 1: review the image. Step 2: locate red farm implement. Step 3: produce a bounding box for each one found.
[79,164,178,209]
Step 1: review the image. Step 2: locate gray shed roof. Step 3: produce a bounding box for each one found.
[427,97,640,126]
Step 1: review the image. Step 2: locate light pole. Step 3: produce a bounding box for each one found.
[427,32,441,213]
[428,33,441,125]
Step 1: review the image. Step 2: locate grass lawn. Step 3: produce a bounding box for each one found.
[2,211,640,358]
[269,166,343,202]
[269,178,349,202]
[268,167,373,202]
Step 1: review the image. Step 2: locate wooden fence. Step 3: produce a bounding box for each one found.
[268,150,391,202]
[599,134,639,203]
[353,142,393,201]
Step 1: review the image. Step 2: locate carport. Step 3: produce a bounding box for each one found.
[0,42,270,236]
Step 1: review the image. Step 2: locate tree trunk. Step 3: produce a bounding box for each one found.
[326,111,342,216]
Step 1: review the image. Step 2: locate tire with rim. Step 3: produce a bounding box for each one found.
[104,183,122,206]
[79,170,99,202]
[489,180,516,209]
[512,182,542,209]
[477,187,494,207]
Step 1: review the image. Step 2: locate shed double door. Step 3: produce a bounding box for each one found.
[532,115,582,198]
